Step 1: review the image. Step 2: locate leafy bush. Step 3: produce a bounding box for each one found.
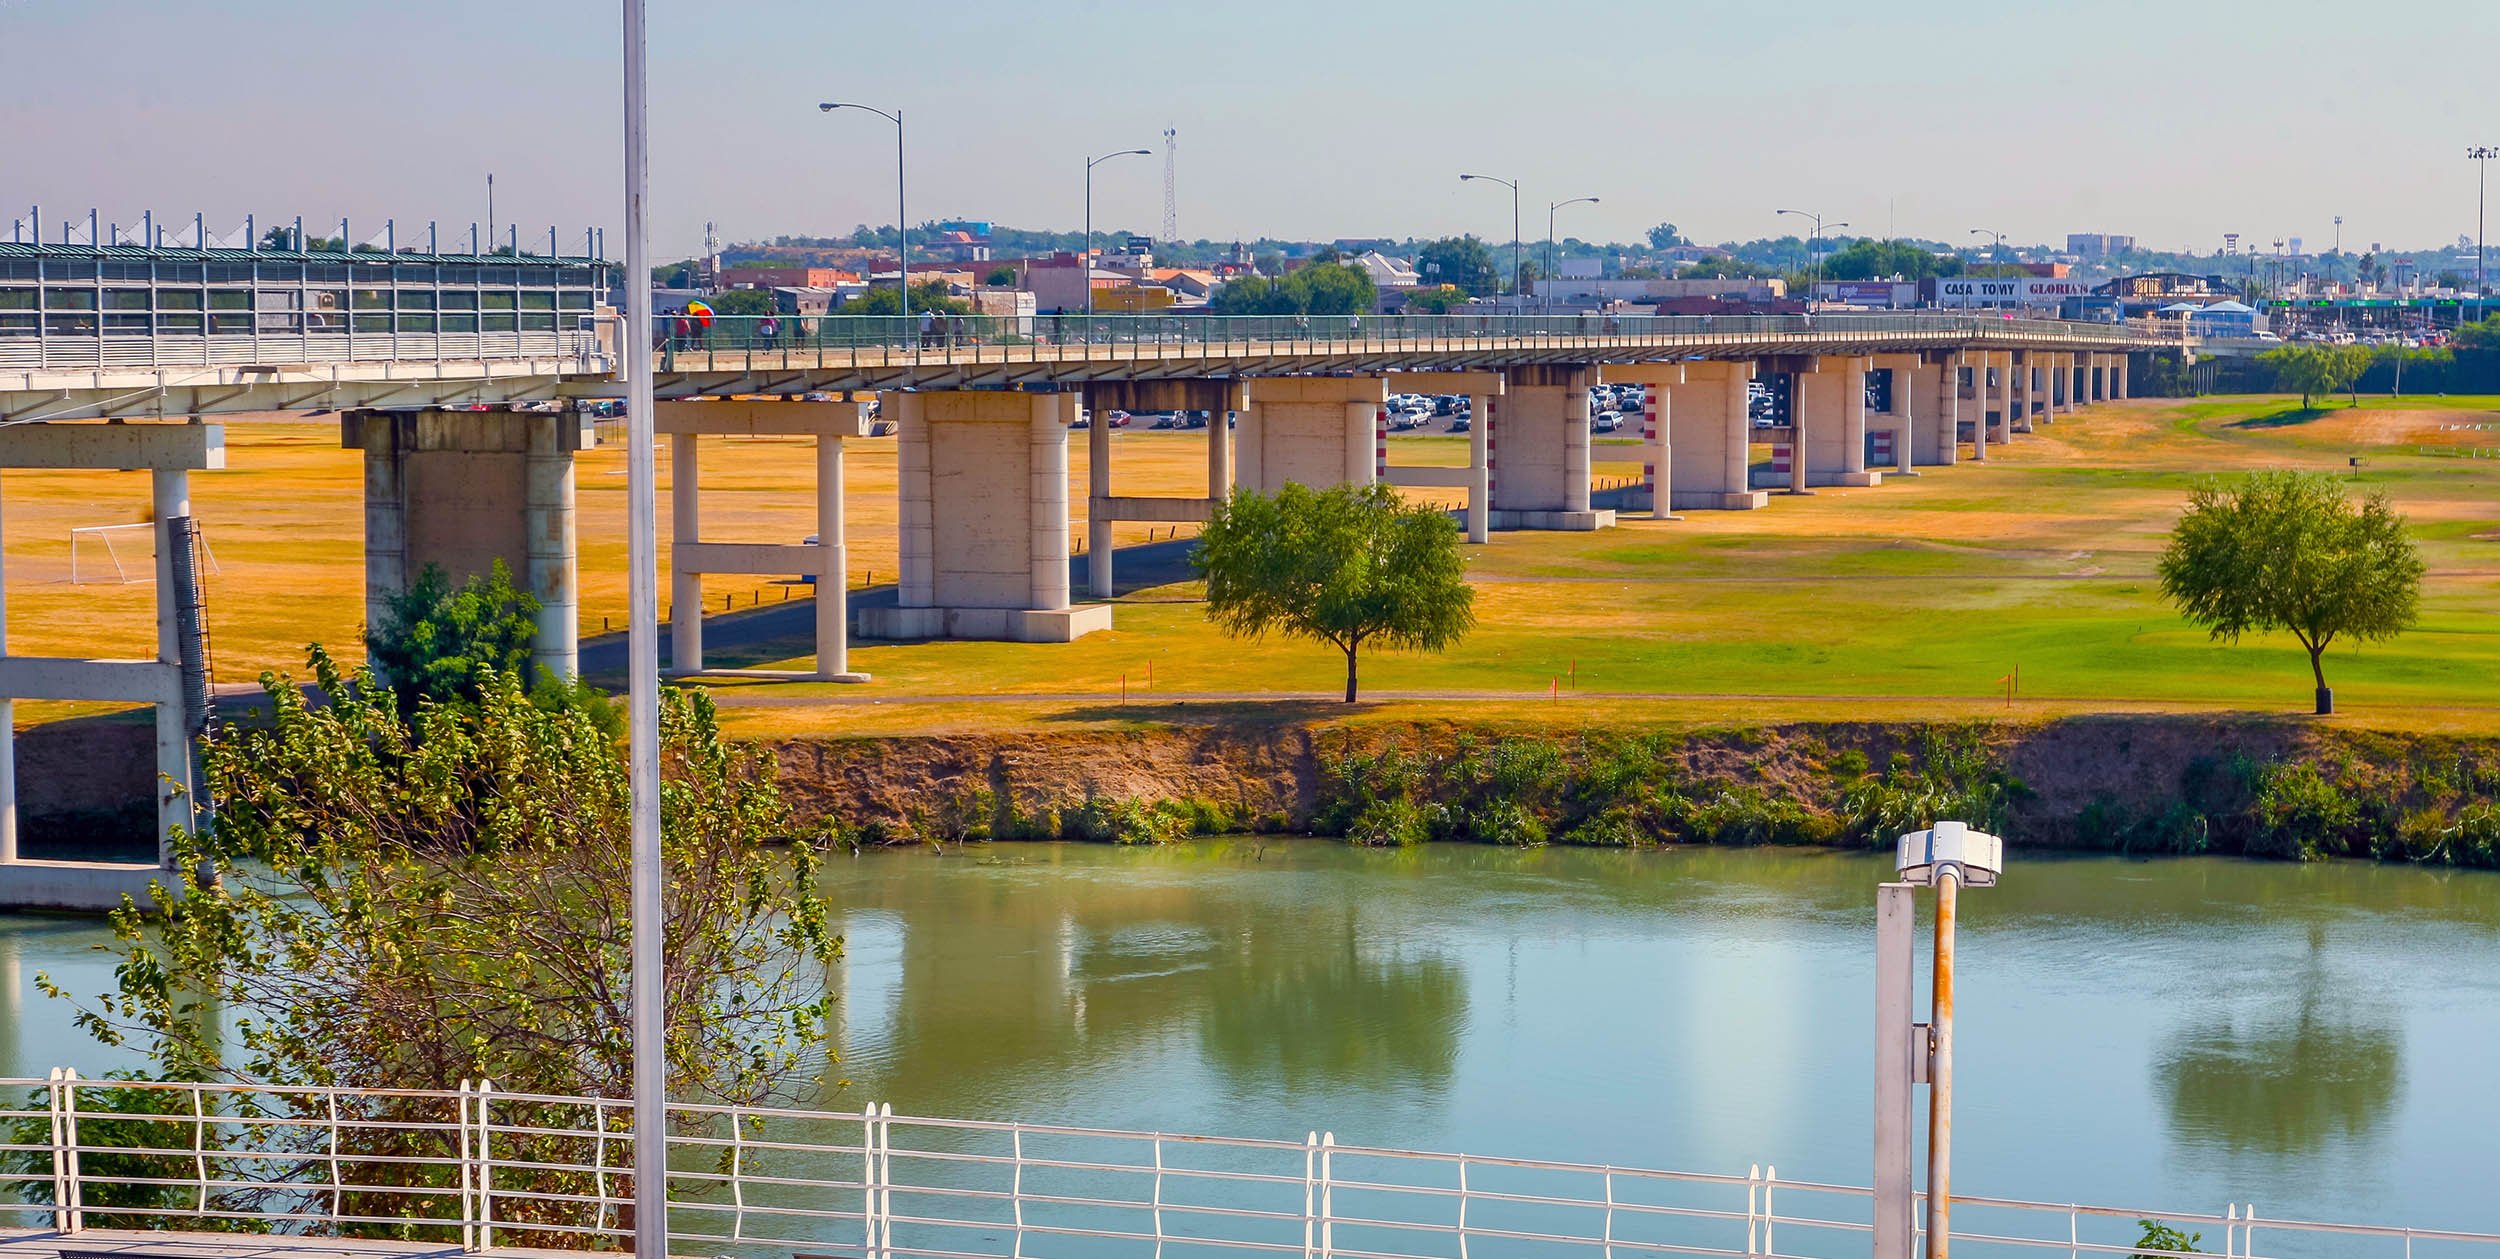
[2133,1220,2202,1257]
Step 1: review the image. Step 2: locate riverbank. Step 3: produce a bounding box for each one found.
[760,711,2500,863]
[20,708,2496,864]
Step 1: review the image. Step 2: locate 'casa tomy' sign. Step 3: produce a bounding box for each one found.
[1932,277,2097,307]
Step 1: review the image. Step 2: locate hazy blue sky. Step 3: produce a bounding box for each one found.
[5,0,2497,258]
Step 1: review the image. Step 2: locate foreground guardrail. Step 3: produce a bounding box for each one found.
[0,1070,2486,1259]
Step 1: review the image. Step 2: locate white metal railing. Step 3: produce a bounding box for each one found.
[1,1069,2490,1259]
[0,327,604,372]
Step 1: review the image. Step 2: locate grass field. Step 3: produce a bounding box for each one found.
[8,394,2497,734]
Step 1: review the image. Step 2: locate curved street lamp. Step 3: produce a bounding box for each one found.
[1547,196,1599,313]
[1085,148,1154,317]
[819,103,908,334]
[1461,173,1521,304]
[1777,208,1846,296]
[1967,227,2005,260]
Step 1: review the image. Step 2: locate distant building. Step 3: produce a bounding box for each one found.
[718,265,859,290]
[1340,250,1419,289]
[2065,233,2136,258]
[2167,299,2256,337]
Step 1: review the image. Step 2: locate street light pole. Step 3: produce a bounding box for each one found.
[1966,228,2004,261]
[1546,196,1599,314]
[1874,822,2004,1259]
[1777,209,1845,300]
[1460,174,1520,308]
[1084,148,1154,319]
[2471,147,2497,297]
[620,5,665,1259]
[818,103,907,337]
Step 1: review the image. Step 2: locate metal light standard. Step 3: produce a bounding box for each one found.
[1777,208,1846,299]
[1875,821,2005,1259]
[2471,147,2497,298]
[619,4,665,1259]
[818,103,908,338]
[1084,148,1153,319]
[1967,228,2004,261]
[1460,174,1521,309]
[1546,196,1599,314]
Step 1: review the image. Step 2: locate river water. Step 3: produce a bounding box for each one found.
[5,843,2497,1231]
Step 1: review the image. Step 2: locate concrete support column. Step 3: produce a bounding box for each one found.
[1645,385,1672,519]
[1720,369,1753,505]
[1343,402,1375,486]
[1467,395,1491,543]
[1208,410,1233,502]
[1232,405,1263,493]
[669,432,702,674]
[897,392,936,608]
[2089,355,2105,402]
[1926,356,1961,467]
[2009,353,2031,437]
[1796,355,1879,488]
[360,421,408,646]
[1976,355,2000,461]
[814,435,856,681]
[1564,378,1593,513]
[523,414,579,679]
[1088,406,1114,598]
[1870,353,1919,477]
[2115,355,2130,400]
[1031,398,1072,613]
[151,467,193,854]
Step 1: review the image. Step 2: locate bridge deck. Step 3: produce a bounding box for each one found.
[0,1230,613,1259]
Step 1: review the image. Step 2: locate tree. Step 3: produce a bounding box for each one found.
[1820,239,1962,282]
[2156,471,2423,713]
[2258,344,2363,409]
[1677,256,1781,281]
[367,560,539,713]
[1645,222,1685,249]
[706,287,776,317]
[258,226,297,251]
[1402,284,1472,314]
[1193,482,1475,702]
[1417,236,1499,297]
[842,280,968,316]
[983,264,1018,287]
[2133,1221,2202,1258]
[40,653,839,1234]
[1293,260,1377,316]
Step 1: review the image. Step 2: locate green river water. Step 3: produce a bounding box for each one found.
[4,842,2496,1232]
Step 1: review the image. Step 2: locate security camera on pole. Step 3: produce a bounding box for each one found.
[1875,821,2005,1259]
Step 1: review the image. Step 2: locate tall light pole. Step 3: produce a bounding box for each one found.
[819,103,907,334]
[2471,146,2497,296]
[1967,228,2004,261]
[1777,208,1846,297]
[1874,822,2005,1259]
[1460,174,1521,307]
[1084,148,1153,318]
[1546,196,1598,314]
[619,6,665,1259]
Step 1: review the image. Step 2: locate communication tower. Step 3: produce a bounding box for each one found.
[1162,128,1178,246]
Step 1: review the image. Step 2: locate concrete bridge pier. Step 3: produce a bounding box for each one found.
[861,389,1107,643]
[1236,376,1385,496]
[1907,353,1961,467]
[1976,352,2008,459]
[2010,352,2034,435]
[658,398,870,682]
[344,408,582,679]
[0,420,224,911]
[2114,354,2131,400]
[1375,371,1502,541]
[1603,360,1766,512]
[1079,379,1243,597]
[1867,353,1921,476]
[1487,364,1610,529]
[2087,355,2107,402]
[1795,354,1880,488]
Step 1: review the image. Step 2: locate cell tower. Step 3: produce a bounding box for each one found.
[702,220,720,287]
[1162,128,1178,245]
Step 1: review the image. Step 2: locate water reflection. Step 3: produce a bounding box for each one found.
[830,843,1468,1121]
[2154,925,2403,1162]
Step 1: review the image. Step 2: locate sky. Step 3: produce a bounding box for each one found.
[5,0,2498,260]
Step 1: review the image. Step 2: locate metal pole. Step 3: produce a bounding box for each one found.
[1873,884,1915,1259]
[897,112,909,343]
[1925,867,1960,1259]
[1085,162,1093,319]
[1511,184,1520,311]
[621,4,667,1259]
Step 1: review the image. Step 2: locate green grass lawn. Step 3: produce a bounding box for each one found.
[685,393,2500,733]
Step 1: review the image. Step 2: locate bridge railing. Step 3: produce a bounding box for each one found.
[652,311,2161,372]
[1,1069,2488,1259]
[0,326,607,373]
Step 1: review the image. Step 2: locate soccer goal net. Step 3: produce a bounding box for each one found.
[69,522,222,585]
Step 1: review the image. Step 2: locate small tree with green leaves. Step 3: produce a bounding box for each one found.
[367,559,538,710]
[2133,1220,2202,1257]
[36,650,839,1239]
[2157,471,2423,713]
[2258,344,2359,409]
[1194,482,1474,702]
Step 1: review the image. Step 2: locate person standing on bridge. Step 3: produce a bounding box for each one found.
[919,307,935,348]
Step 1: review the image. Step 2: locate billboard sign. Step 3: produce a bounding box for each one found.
[1933,277,2098,307]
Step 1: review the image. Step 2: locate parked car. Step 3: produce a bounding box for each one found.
[1592,411,1622,433]
[1448,416,1471,432]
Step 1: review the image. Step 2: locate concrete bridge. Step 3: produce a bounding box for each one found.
[0,253,2161,906]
